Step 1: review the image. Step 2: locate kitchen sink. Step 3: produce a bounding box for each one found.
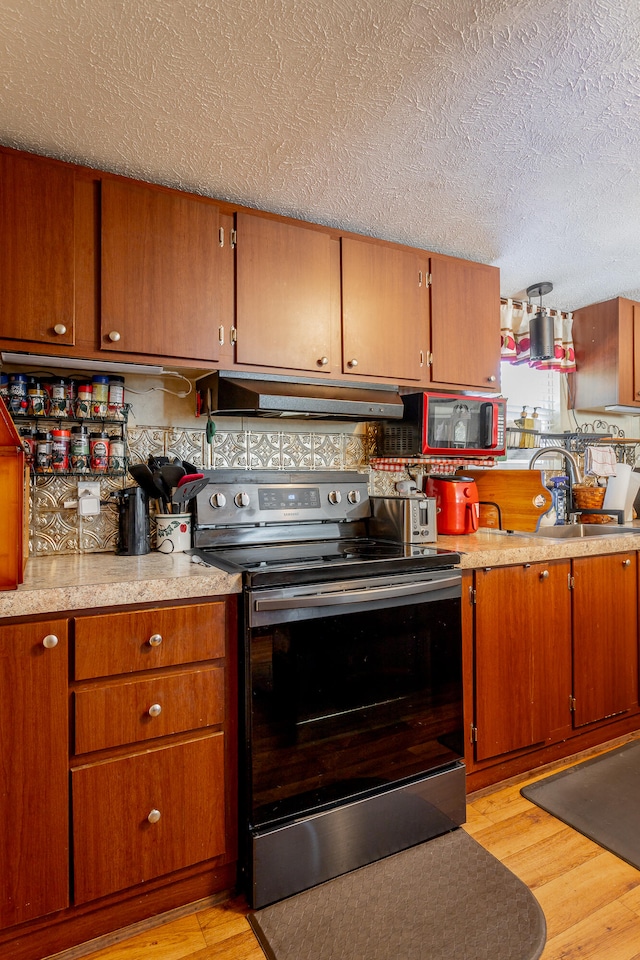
[509,524,640,540]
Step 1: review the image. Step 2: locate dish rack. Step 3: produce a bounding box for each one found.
[506,422,640,467]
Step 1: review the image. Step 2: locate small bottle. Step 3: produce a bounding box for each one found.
[551,476,569,525]
[108,375,126,420]
[8,373,28,415]
[35,430,53,472]
[108,436,125,472]
[51,428,71,471]
[90,431,110,472]
[70,425,90,473]
[75,383,93,418]
[92,375,109,418]
[50,377,68,417]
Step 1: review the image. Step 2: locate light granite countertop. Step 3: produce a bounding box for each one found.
[3,523,640,619]
[438,523,640,568]
[0,552,242,619]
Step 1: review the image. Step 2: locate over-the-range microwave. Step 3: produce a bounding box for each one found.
[380,391,507,458]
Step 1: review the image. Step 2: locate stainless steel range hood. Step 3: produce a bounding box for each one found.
[196,371,404,420]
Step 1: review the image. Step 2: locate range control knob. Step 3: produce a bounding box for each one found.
[347,490,361,504]
[328,490,342,505]
[209,492,227,508]
[234,492,250,508]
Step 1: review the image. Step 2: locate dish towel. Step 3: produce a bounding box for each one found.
[584,445,618,477]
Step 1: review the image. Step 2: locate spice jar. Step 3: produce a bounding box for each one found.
[75,383,92,418]
[49,377,68,417]
[27,380,46,417]
[35,430,53,472]
[70,425,90,473]
[108,375,125,419]
[19,425,36,465]
[90,431,110,472]
[108,436,125,472]
[8,373,28,415]
[0,373,9,408]
[51,428,71,471]
[92,375,109,418]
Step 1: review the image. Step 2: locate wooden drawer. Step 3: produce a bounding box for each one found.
[72,733,226,903]
[74,601,226,679]
[74,664,225,753]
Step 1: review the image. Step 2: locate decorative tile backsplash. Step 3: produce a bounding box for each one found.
[29,423,378,556]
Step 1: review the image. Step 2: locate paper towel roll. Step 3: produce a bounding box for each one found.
[603,462,632,518]
[624,471,640,522]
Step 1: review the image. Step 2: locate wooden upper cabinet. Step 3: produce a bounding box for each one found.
[234,212,337,373]
[100,179,225,363]
[0,618,70,929]
[572,297,640,411]
[341,238,428,381]
[428,255,500,391]
[0,150,75,346]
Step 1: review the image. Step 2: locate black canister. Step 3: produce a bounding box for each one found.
[115,486,150,556]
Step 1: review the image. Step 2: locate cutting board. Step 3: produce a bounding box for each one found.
[460,469,552,532]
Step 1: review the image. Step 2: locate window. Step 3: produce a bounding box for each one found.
[500,363,562,460]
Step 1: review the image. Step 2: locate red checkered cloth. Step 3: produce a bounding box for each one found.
[369,457,496,474]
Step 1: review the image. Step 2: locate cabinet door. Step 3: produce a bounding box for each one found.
[474,562,571,762]
[0,151,75,346]
[572,553,638,727]
[72,733,226,903]
[235,212,337,373]
[429,255,500,390]
[341,238,428,381]
[101,179,224,362]
[0,619,69,928]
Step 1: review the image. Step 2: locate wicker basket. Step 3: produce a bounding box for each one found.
[572,484,611,523]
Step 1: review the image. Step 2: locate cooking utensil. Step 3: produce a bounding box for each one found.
[161,463,186,492]
[129,463,159,500]
[172,474,208,507]
[151,469,172,513]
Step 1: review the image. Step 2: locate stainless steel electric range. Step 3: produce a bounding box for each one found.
[190,471,465,909]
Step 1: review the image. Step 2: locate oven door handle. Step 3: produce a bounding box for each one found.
[253,575,461,611]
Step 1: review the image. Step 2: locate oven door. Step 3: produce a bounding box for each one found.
[243,569,463,889]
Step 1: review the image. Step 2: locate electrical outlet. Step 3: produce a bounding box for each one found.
[77,481,101,516]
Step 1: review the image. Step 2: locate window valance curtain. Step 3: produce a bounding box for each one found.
[500,299,576,373]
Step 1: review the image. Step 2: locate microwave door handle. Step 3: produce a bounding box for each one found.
[254,575,461,612]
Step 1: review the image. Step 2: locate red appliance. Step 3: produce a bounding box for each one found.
[426,476,480,535]
[381,392,507,458]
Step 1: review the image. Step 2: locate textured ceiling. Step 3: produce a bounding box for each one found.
[1,0,640,311]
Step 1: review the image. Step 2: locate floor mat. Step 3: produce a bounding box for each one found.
[521,739,640,870]
[249,828,546,960]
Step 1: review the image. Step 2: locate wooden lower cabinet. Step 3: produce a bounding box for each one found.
[467,553,640,790]
[0,596,237,960]
[72,733,227,903]
[572,552,638,726]
[0,618,69,930]
[473,560,572,762]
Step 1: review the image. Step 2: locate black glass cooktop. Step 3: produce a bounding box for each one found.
[191,538,460,587]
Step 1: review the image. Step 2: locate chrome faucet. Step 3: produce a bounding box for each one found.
[528,446,583,485]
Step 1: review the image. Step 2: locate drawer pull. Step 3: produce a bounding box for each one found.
[147,809,161,824]
[148,634,163,647]
[539,570,549,580]
[53,323,67,335]
[623,558,631,567]
[148,703,162,718]
[42,634,59,649]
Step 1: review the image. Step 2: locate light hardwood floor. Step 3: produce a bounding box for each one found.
[54,736,640,960]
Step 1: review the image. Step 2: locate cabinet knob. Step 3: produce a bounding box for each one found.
[42,634,59,649]
[347,358,358,368]
[487,375,497,382]
[623,558,631,567]
[148,633,163,647]
[148,703,162,717]
[317,357,329,366]
[108,331,121,342]
[539,570,549,580]
[53,323,67,336]
[147,809,161,824]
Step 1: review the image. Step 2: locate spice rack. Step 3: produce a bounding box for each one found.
[9,407,130,478]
